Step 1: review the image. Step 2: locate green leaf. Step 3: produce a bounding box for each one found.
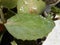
[0,0,17,9]
[17,0,46,14]
[51,6,60,14]
[5,13,55,40]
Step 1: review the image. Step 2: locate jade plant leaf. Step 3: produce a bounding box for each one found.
[5,13,55,40]
[0,0,17,9]
[17,0,46,14]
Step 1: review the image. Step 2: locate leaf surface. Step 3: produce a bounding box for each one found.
[17,0,46,14]
[0,0,17,9]
[5,13,55,40]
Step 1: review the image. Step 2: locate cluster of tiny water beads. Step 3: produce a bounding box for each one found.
[19,0,37,13]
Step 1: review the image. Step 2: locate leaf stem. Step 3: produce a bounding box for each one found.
[0,5,6,24]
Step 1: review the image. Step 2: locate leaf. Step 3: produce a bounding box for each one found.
[0,0,17,9]
[17,0,46,14]
[11,41,17,45]
[5,13,55,40]
[51,6,60,14]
